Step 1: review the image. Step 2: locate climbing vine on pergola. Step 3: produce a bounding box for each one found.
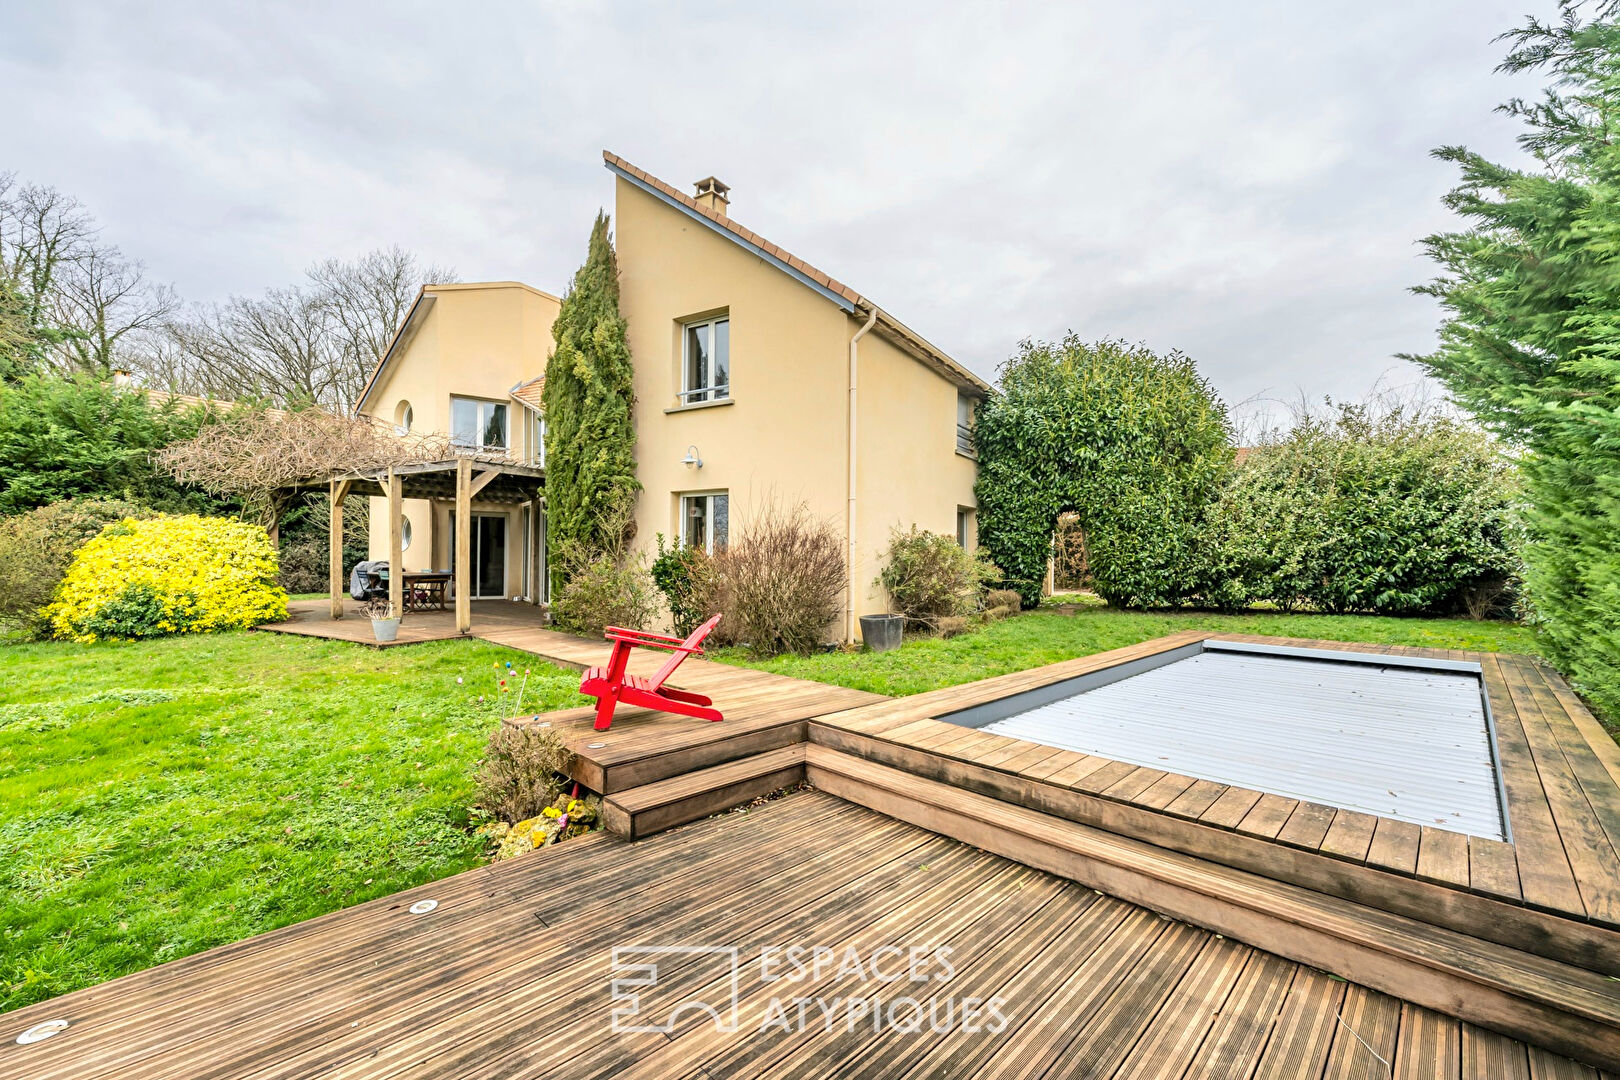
[973,337,1233,608]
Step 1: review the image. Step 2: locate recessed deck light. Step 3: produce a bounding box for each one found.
[408,900,438,915]
[17,1019,70,1045]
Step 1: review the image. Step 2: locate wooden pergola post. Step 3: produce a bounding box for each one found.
[455,457,472,634]
[387,468,404,619]
[328,478,352,619]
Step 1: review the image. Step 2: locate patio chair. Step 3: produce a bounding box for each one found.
[578,614,724,731]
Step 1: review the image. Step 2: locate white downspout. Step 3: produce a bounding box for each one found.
[847,306,879,644]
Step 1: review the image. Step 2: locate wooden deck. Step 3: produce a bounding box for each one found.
[811,633,1620,966]
[258,597,550,646]
[4,791,1608,1080]
[480,624,883,794]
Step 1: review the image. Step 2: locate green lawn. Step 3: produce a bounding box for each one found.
[0,631,585,1013]
[713,607,1543,697]
[0,603,1559,1015]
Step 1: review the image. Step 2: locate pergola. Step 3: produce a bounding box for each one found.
[298,457,546,635]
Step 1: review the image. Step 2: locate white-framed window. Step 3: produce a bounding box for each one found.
[956,392,975,455]
[528,410,546,467]
[401,516,413,552]
[680,315,730,404]
[680,492,729,555]
[451,396,508,451]
[956,507,973,549]
[394,400,414,436]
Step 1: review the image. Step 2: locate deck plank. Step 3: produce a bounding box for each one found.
[1,790,1604,1080]
[1496,657,1619,923]
[1481,657,1587,917]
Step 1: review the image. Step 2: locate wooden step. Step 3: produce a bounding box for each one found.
[810,719,1620,977]
[804,745,1620,1073]
[602,744,807,838]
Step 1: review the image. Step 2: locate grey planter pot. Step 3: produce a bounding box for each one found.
[860,613,905,653]
[371,617,401,643]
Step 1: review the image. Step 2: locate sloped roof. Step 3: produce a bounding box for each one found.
[509,374,545,413]
[604,151,991,396]
[354,283,563,418]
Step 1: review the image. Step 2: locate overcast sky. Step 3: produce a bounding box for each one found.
[4,1,1546,424]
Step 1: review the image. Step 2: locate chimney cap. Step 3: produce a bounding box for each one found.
[693,176,730,201]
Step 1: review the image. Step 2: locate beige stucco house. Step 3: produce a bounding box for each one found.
[355,152,989,641]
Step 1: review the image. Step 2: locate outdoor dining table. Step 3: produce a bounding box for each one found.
[399,571,452,613]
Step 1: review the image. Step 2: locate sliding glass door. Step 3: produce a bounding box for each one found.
[449,513,508,599]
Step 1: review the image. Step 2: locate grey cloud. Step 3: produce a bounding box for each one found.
[3,0,1548,420]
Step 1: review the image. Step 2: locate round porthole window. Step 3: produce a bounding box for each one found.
[394,401,414,436]
[401,517,413,552]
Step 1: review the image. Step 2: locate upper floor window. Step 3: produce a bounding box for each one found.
[956,392,975,456]
[528,410,546,468]
[681,315,730,404]
[451,396,507,451]
[393,400,414,436]
[681,491,729,555]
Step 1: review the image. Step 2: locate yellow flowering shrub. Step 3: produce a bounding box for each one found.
[45,515,288,643]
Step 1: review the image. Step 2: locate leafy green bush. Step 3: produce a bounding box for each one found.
[44,514,287,642]
[877,526,1000,628]
[550,555,660,638]
[1409,8,1620,718]
[276,493,369,593]
[1211,405,1522,615]
[0,498,154,633]
[651,533,716,637]
[549,494,660,638]
[975,337,1233,609]
[0,374,227,514]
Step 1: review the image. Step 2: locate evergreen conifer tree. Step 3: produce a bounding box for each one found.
[542,212,639,596]
[1411,4,1620,716]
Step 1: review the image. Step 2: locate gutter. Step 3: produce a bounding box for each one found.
[847,306,879,644]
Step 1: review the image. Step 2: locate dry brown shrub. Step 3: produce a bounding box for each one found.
[984,589,1024,617]
[474,723,570,823]
[710,498,845,656]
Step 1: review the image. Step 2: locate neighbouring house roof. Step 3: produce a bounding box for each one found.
[117,379,291,421]
[509,374,545,413]
[353,282,563,418]
[603,151,993,397]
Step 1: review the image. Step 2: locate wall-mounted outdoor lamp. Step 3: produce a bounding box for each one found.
[681,445,704,469]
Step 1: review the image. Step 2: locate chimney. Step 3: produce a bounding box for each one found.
[112,369,133,388]
[693,176,730,217]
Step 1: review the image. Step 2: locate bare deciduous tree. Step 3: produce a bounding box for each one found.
[52,247,179,375]
[148,247,456,412]
[0,174,178,376]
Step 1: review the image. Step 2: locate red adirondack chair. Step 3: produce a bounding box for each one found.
[578,614,724,731]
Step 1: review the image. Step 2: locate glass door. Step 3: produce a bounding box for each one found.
[474,514,506,598]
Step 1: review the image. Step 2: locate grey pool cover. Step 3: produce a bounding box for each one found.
[981,649,1506,840]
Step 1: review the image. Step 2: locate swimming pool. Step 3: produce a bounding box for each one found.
[939,639,1509,841]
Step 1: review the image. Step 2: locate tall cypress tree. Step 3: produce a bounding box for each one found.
[1410,5,1620,718]
[543,212,639,595]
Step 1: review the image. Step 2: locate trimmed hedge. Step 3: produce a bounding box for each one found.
[1208,405,1522,615]
[975,337,1233,608]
